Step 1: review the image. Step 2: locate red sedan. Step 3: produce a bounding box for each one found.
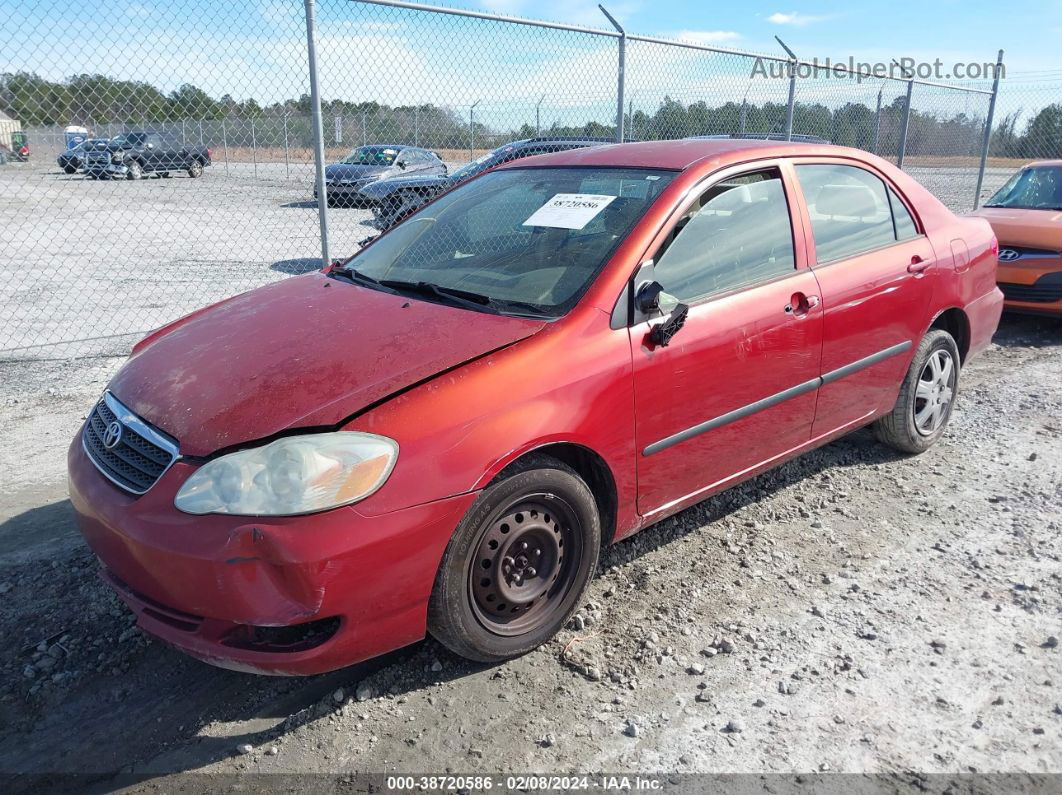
[68,139,1003,674]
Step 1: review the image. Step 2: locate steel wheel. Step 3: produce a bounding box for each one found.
[188,160,203,178]
[428,455,600,662]
[913,348,955,435]
[127,161,143,180]
[468,496,583,637]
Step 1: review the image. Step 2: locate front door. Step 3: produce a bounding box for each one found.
[631,165,823,515]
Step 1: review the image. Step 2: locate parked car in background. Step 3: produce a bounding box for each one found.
[972,161,1062,316]
[68,139,1002,675]
[359,136,615,230]
[57,138,109,174]
[83,131,211,180]
[315,145,446,207]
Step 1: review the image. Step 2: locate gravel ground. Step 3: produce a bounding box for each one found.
[0,313,1059,790]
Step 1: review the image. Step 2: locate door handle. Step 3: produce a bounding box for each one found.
[907,255,930,274]
[785,292,819,317]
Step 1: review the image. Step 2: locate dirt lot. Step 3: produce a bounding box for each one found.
[0,313,1059,790]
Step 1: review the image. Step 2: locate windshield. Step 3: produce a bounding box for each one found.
[345,167,676,315]
[449,149,506,182]
[109,133,145,147]
[985,166,1062,210]
[342,146,399,166]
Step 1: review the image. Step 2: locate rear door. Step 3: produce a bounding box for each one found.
[791,160,936,438]
[630,163,823,515]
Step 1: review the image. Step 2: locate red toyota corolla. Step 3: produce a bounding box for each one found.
[68,140,1003,675]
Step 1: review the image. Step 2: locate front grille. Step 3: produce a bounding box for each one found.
[999,281,1062,304]
[83,392,179,495]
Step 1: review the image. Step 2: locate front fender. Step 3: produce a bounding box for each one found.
[344,309,639,535]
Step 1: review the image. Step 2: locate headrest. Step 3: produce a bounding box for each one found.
[812,183,881,218]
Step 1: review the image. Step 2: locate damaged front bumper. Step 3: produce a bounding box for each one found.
[68,436,477,675]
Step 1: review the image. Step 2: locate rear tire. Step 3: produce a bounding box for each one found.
[63,164,77,175]
[187,160,203,178]
[873,329,960,454]
[428,455,600,663]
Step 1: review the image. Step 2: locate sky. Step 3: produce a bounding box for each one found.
[1,0,1058,127]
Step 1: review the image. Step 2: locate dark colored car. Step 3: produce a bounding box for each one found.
[68,139,1002,675]
[83,131,211,180]
[57,138,109,174]
[359,137,614,230]
[315,145,446,207]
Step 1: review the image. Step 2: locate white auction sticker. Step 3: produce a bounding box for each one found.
[522,193,617,230]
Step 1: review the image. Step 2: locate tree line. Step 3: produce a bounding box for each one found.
[2,71,1059,159]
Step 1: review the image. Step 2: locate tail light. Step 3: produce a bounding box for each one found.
[207,148,213,159]
[19,145,28,156]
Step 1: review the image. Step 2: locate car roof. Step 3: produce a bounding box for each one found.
[1022,160,1062,168]
[496,138,873,172]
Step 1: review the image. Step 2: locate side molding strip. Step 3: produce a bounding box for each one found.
[819,340,912,386]
[642,340,913,457]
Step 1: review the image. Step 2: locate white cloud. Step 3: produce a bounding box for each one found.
[675,30,742,45]
[767,11,833,27]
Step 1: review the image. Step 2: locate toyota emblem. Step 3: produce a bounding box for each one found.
[103,421,123,449]
[998,248,1020,262]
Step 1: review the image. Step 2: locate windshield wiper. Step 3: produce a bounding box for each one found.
[379,280,500,313]
[332,266,383,288]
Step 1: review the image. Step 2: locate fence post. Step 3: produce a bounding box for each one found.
[362,111,367,145]
[872,84,884,154]
[303,0,331,268]
[599,5,625,143]
[896,78,914,168]
[222,119,229,175]
[199,119,204,146]
[283,114,290,180]
[250,117,258,179]
[536,94,545,136]
[973,49,1005,210]
[470,100,481,159]
[775,37,798,141]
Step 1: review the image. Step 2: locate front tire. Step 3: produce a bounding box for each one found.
[126,160,143,180]
[428,455,600,663]
[873,329,960,454]
[63,164,78,175]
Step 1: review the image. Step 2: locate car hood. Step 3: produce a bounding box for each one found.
[325,163,389,182]
[359,173,452,197]
[109,273,546,457]
[971,206,1062,250]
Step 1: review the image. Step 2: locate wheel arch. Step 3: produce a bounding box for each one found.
[482,442,619,548]
[929,307,971,363]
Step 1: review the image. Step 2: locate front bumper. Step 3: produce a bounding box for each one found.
[998,267,1062,317]
[84,162,127,176]
[314,183,377,202]
[68,435,477,675]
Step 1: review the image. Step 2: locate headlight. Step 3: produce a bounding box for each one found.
[174,431,398,516]
[112,153,124,164]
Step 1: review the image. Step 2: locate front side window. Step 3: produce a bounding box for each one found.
[797,164,901,263]
[345,167,676,315]
[652,169,796,302]
[985,165,1062,211]
[342,146,399,166]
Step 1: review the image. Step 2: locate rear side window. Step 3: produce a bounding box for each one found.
[888,188,919,240]
[797,164,905,263]
[652,169,796,302]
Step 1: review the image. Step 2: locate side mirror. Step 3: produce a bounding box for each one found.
[396,160,406,170]
[635,280,678,315]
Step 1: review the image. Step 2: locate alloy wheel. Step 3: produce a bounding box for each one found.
[914,348,955,435]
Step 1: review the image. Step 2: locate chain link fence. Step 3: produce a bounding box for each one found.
[0,0,1044,361]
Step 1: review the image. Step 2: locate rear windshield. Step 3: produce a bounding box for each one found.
[342,146,399,166]
[346,167,676,315]
[985,166,1062,211]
